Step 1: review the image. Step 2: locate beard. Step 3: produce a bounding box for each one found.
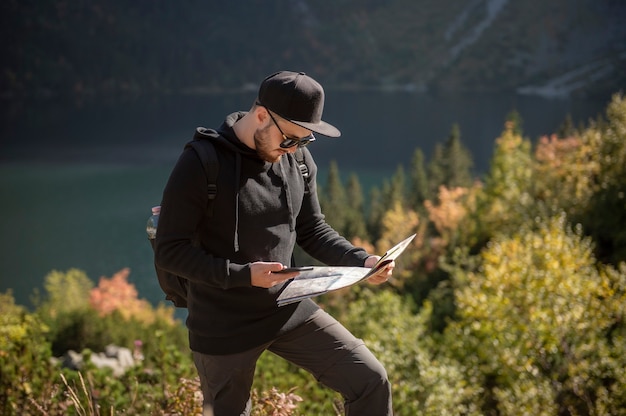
[254,125,287,163]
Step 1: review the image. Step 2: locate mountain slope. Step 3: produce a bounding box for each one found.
[2,0,624,98]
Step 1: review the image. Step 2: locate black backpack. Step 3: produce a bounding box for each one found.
[151,129,309,308]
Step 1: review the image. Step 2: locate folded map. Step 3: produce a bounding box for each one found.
[277,233,416,306]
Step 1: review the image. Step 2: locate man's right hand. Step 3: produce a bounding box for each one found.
[249,262,300,288]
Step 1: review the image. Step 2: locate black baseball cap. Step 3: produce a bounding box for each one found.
[257,71,341,137]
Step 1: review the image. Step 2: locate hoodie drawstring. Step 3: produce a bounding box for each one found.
[233,152,241,252]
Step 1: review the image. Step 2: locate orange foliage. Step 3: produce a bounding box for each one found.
[535,134,581,172]
[533,133,597,209]
[89,268,154,323]
[424,186,468,238]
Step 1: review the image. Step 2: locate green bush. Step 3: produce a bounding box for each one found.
[0,291,55,415]
[444,214,626,414]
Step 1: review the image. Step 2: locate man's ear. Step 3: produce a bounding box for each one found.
[254,105,269,125]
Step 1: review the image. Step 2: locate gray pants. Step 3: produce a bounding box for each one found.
[192,309,392,415]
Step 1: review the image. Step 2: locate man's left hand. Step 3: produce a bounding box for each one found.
[364,256,395,285]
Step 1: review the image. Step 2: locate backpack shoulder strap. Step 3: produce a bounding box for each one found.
[294,147,310,193]
[294,147,309,179]
[188,136,219,217]
[186,134,308,216]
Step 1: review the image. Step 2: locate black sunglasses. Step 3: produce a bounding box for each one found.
[258,103,316,148]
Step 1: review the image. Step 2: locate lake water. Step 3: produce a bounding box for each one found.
[0,90,612,308]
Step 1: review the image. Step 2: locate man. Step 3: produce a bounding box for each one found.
[155,71,394,415]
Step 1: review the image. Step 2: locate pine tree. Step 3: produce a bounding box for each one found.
[472,120,534,248]
[367,186,384,242]
[409,148,429,211]
[386,165,406,208]
[427,124,474,199]
[427,143,446,199]
[442,123,473,188]
[344,173,368,240]
[321,161,347,233]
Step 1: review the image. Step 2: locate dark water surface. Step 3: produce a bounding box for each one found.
[0,91,611,307]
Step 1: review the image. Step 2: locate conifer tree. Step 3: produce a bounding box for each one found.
[427,143,446,199]
[367,186,384,242]
[321,161,347,233]
[472,119,534,248]
[386,165,406,208]
[427,124,474,199]
[343,173,368,240]
[409,148,429,211]
[442,123,473,188]
[366,166,410,250]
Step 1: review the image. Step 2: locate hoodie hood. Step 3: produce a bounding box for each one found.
[191,112,296,253]
[193,112,257,156]
[193,113,249,253]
